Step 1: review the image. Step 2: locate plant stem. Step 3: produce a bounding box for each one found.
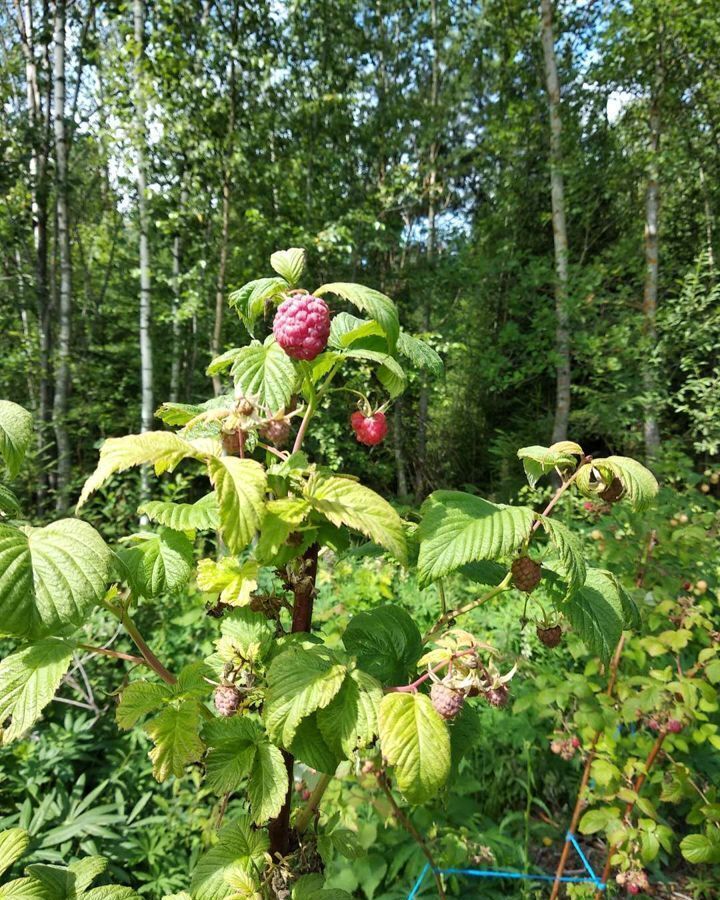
[377,773,446,900]
[269,543,320,858]
[292,360,343,454]
[103,601,176,685]
[531,458,589,533]
[78,643,148,667]
[389,647,478,693]
[424,573,513,643]
[295,772,332,834]
[593,730,667,900]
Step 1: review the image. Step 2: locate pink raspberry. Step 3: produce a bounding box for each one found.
[430,683,465,720]
[273,294,330,361]
[214,684,241,717]
[667,718,683,733]
[351,411,388,446]
[571,736,581,749]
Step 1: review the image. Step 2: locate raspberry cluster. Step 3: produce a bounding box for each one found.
[214,684,241,717]
[511,556,542,593]
[273,294,330,360]
[351,411,387,446]
[616,869,649,894]
[550,735,580,760]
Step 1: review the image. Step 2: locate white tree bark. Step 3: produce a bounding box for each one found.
[170,184,187,402]
[642,84,662,459]
[540,0,571,444]
[133,0,153,496]
[52,0,72,510]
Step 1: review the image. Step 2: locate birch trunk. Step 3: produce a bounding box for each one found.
[642,84,662,460]
[17,0,52,509]
[52,0,72,510]
[133,0,153,495]
[540,0,571,444]
[170,185,187,402]
[211,174,231,396]
[414,0,438,502]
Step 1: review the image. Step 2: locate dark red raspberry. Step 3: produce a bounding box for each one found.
[351,411,388,446]
[273,294,330,361]
[259,417,291,448]
[600,476,624,503]
[667,718,683,733]
[571,736,581,749]
[537,624,563,648]
[214,684,241,717]
[512,556,542,593]
[485,685,509,708]
[430,683,465,720]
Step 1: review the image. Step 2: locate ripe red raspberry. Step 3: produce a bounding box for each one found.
[214,684,241,717]
[537,624,563,648]
[273,294,330,361]
[430,683,465,720]
[571,736,581,749]
[667,718,683,733]
[351,411,388,446]
[511,557,542,593]
[259,417,291,448]
[627,885,640,895]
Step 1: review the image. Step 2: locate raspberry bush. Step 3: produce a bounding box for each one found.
[0,249,663,897]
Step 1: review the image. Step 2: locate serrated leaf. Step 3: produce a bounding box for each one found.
[0,829,29,878]
[144,702,205,781]
[0,401,33,479]
[417,491,535,587]
[198,558,258,608]
[0,519,112,638]
[138,494,219,532]
[190,818,269,900]
[329,314,385,349]
[289,714,342,775]
[562,569,625,664]
[343,349,407,395]
[576,457,658,512]
[264,647,346,747]
[118,528,194,598]
[304,474,406,565]
[0,877,44,899]
[314,283,399,352]
[317,670,382,758]
[342,605,422,685]
[270,249,305,286]
[84,889,139,900]
[377,692,450,803]
[78,432,205,509]
[203,717,258,795]
[0,484,21,517]
[68,856,108,894]
[396,332,443,376]
[207,457,267,554]
[680,832,720,864]
[0,638,74,744]
[578,808,612,835]
[248,737,288,824]
[536,516,586,595]
[516,442,582,487]
[228,339,297,413]
[116,681,172,729]
[215,608,275,664]
[229,278,288,333]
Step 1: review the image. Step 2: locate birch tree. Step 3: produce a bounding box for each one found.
[540,0,571,444]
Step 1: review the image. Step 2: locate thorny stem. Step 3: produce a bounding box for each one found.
[424,573,513,643]
[594,730,668,900]
[78,643,148,668]
[295,772,332,834]
[389,647,478,693]
[377,773,446,900]
[550,529,657,898]
[531,456,591,533]
[103,600,176,685]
